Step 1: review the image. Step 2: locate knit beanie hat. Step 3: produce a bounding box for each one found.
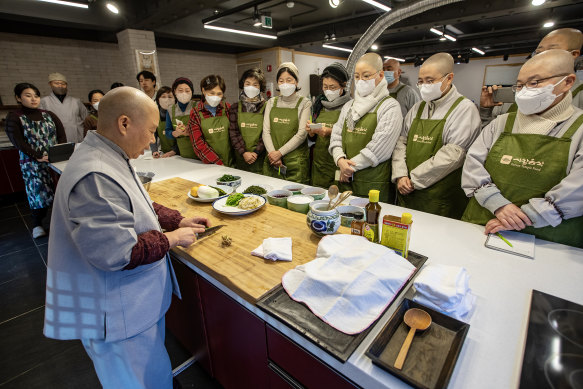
[172,77,194,92]
[321,62,348,84]
[48,72,67,83]
[277,62,299,81]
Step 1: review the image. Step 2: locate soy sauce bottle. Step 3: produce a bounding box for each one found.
[364,189,381,243]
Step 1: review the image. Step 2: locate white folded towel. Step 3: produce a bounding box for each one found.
[413,264,475,321]
[252,237,292,262]
[282,235,416,335]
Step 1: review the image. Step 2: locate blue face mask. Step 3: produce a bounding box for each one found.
[384,71,395,84]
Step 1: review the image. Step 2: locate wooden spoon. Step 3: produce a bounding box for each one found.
[327,185,339,210]
[330,191,352,210]
[394,308,432,370]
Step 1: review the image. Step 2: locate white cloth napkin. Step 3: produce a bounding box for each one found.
[252,237,292,262]
[282,235,416,335]
[412,264,475,321]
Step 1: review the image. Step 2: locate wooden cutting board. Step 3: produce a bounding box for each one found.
[148,177,349,304]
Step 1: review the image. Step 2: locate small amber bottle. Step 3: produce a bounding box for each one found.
[364,189,381,243]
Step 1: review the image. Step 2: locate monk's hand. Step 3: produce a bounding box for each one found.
[165,227,197,248]
[494,203,532,231]
[480,85,503,108]
[484,218,508,234]
[268,150,282,164]
[338,158,356,182]
[397,177,414,195]
[179,217,210,230]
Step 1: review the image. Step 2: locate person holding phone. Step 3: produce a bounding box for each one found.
[308,63,351,188]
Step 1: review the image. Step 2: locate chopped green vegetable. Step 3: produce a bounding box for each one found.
[225,193,245,206]
[218,174,238,182]
[243,185,266,195]
[209,186,226,196]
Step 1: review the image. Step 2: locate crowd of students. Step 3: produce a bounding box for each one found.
[5,28,583,247]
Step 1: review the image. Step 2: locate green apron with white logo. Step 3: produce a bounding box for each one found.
[156,118,176,153]
[311,109,341,188]
[389,85,405,99]
[339,96,393,203]
[462,112,583,248]
[199,105,233,167]
[262,97,309,184]
[398,97,467,219]
[235,102,265,173]
[171,103,197,159]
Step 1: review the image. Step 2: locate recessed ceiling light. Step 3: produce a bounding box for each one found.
[37,0,88,8]
[472,47,485,55]
[532,0,545,5]
[204,24,277,39]
[543,21,555,28]
[286,1,294,8]
[322,44,353,53]
[371,44,378,50]
[106,2,119,14]
[329,0,341,8]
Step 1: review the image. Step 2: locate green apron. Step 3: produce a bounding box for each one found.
[171,103,197,159]
[397,97,467,219]
[311,109,341,188]
[507,103,518,113]
[262,97,309,184]
[462,112,583,248]
[572,84,583,98]
[389,85,405,99]
[234,102,265,173]
[339,96,393,203]
[156,118,176,153]
[199,104,233,167]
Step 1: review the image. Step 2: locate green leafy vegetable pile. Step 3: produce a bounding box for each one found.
[218,174,238,182]
[243,185,266,195]
[225,193,245,206]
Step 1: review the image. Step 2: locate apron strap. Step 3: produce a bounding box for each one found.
[572,84,583,98]
[238,101,242,114]
[171,104,176,121]
[396,85,405,94]
[258,101,266,114]
[294,96,304,109]
[373,96,391,114]
[561,112,583,139]
[415,102,426,119]
[443,97,465,119]
[503,112,517,134]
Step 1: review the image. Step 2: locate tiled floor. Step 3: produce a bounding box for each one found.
[0,192,222,389]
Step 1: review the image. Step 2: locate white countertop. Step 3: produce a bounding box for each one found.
[51,153,583,389]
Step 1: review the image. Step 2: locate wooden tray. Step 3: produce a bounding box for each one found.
[366,299,469,389]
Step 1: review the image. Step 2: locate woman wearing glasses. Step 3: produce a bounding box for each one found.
[329,53,403,203]
[462,49,583,248]
[307,63,351,188]
[392,52,481,219]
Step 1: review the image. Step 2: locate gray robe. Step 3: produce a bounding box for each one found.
[40,92,88,143]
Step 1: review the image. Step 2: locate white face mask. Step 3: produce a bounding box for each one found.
[205,95,222,107]
[159,97,174,111]
[92,102,99,111]
[324,89,341,102]
[355,78,376,97]
[515,76,567,115]
[175,92,191,105]
[244,85,260,98]
[418,74,450,102]
[279,83,296,97]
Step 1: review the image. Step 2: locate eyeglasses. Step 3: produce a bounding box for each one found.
[354,71,379,81]
[511,74,569,92]
[417,73,450,87]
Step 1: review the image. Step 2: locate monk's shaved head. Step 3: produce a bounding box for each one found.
[520,49,575,79]
[383,58,401,70]
[537,28,583,58]
[97,86,159,159]
[421,52,454,75]
[357,53,383,72]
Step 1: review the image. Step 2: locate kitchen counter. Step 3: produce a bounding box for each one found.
[50,154,583,389]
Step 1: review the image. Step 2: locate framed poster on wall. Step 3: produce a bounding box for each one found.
[135,49,161,85]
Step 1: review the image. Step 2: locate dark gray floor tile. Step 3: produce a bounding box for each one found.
[37,243,48,264]
[0,247,45,285]
[176,363,223,389]
[16,199,31,216]
[0,205,20,221]
[0,259,46,323]
[1,342,100,389]
[22,213,51,246]
[0,307,75,384]
[0,216,34,256]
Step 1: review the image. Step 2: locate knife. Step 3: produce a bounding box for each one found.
[196,225,226,239]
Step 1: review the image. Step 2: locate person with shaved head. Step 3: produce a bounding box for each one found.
[481,28,583,126]
[44,86,210,388]
[391,52,481,219]
[383,57,420,117]
[462,50,583,248]
[329,52,403,202]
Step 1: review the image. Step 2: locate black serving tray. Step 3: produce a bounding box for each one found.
[366,299,470,389]
[257,251,427,363]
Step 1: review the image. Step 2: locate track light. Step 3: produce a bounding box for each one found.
[329,0,341,8]
[37,0,88,8]
[371,44,378,50]
[543,21,554,28]
[330,33,336,41]
[531,0,545,5]
[253,6,261,27]
[106,2,119,14]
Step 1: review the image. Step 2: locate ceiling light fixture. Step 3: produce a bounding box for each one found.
[329,0,341,8]
[322,44,353,53]
[106,2,119,14]
[444,34,456,42]
[531,0,545,5]
[204,24,277,39]
[543,21,555,28]
[471,47,485,55]
[330,33,336,41]
[361,0,391,12]
[440,37,447,41]
[253,6,261,27]
[384,56,405,62]
[37,0,88,8]
[324,33,330,41]
[429,27,443,36]
[371,44,378,50]
[286,1,295,8]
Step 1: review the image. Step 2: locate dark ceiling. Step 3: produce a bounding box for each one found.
[0,0,582,62]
